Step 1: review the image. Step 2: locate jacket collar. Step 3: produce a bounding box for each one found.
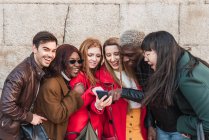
[30,53,45,79]
[178,51,190,69]
[56,75,69,96]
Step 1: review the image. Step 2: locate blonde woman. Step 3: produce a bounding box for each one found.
[96,37,147,140]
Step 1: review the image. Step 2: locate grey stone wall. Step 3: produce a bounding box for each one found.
[1,0,209,93]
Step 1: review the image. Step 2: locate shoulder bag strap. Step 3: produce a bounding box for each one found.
[109,107,118,140]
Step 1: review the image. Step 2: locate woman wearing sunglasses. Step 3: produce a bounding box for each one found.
[66,38,112,140]
[95,37,147,140]
[34,44,83,140]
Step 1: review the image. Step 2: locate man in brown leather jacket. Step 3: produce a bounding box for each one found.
[0,31,58,140]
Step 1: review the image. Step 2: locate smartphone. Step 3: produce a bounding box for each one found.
[96,90,109,100]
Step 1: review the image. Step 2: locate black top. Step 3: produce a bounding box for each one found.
[150,103,182,132]
[135,59,153,90]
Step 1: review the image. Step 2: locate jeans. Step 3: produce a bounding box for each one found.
[157,127,190,140]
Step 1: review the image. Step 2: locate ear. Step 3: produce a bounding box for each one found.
[32,45,38,54]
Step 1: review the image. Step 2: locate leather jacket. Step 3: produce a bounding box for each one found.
[121,87,144,103]
[0,53,45,140]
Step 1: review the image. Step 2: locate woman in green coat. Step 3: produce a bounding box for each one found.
[141,31,209,140]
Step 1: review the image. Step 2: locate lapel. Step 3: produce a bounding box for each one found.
[55,75,69,96]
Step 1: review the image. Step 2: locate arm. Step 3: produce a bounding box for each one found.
[145,106,156,140]
[1,70,33,122]
[121,88,144,103]
[177,76,209,135]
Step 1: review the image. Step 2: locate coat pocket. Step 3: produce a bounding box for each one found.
[0,114,20,135]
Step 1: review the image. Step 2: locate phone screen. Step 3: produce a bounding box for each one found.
[96,90,109,100]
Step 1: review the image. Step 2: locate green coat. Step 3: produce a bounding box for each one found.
[34,75,83,140]
[175,52,209,139]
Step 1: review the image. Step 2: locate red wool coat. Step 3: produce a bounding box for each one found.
[95,65,147,140]
[66,72,103,140]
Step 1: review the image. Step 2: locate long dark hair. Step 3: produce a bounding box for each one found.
[141,31,209,107]
[46,44,81,77]
[141,31,184,106]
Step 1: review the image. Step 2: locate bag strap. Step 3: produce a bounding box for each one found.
[197,120,205,140]
[65,110,92,138]
[30,82,40,111]
[119,60,123,89]
[109,106,118,140]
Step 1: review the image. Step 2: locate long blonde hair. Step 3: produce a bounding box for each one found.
[79,38,103,86]
[103,37,138,87]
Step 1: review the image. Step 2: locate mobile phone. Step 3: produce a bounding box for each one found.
[96,90,109,100]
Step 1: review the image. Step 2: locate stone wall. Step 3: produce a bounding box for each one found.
[1,0,209,93]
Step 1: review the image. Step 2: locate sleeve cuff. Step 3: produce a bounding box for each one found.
[26,112,33,123]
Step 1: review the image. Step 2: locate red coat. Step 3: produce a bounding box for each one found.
[66,72,103,140]
[95,65,147,140]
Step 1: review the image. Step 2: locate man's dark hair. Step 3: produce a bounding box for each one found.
[33,31,58,48]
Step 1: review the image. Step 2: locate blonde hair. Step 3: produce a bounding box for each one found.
[79,38,103,86]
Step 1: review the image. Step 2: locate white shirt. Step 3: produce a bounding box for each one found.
[114,71,141,109]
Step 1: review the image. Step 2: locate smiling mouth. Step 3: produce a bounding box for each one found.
[111,62,119,67]
[44,58,52,64]
[90,62,98,65]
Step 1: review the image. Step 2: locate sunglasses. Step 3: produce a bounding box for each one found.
[68,59,83,64]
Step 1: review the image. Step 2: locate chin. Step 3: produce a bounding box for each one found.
[113,67,119,70]
[71,73,77,78]
[126,63,134,68]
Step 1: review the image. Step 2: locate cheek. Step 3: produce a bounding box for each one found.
[105,56,110,61]
[96,57,101,63]
[153,55,157,65]
[65,65,73,74]
[115,56,120,60]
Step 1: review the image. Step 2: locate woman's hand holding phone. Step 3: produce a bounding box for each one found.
[92,87,113,110]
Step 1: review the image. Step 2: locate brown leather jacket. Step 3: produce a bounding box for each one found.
[0,53,45,140]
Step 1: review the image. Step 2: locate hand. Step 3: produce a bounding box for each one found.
[95,94,112,110]
[92,86,104,95]
[108,88,122,101]
[148,126,156,140]
[181,133,191,139]
[31,114,47,125]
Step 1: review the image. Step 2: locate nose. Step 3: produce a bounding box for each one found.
[123,56,130,62]
[144,56,148,62]
[110,55,116,62]
[92,55,97,61]
[48,51,55,58]
[75,61,81,67]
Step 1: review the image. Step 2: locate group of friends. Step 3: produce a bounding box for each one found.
[0,30,209,140]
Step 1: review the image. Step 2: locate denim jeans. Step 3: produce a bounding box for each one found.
[157,127,191,140]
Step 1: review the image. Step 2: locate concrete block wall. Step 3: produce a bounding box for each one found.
[0,0,209,93]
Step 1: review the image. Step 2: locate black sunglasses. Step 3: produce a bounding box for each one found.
[68,59,83,64]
